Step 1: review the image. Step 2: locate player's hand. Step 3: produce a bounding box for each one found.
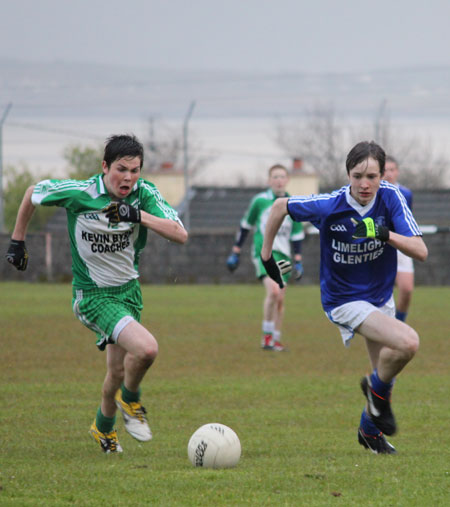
[226,252,240,272]
[294,261,304,281]
[5,240,29,271]
[261,255,291,289]
[351,217,389,241]
[103,201,141,224]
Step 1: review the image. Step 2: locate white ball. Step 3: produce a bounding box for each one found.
[187,423,241,469]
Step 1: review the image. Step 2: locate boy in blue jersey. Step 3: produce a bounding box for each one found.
[261,141,428,454]
[384,156,415,322]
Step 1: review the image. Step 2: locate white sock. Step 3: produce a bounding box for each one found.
[262,320,275,335]
[273,330,281,342]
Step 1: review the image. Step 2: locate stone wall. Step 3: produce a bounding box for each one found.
[1,230,449,285]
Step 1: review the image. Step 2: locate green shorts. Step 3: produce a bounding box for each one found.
[72,279,143,351]
[252,251,292,284]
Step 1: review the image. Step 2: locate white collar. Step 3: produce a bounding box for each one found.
[345,185,377,217]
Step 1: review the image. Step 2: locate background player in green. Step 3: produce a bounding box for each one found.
[5,134,188,453]
[226,164,305,351]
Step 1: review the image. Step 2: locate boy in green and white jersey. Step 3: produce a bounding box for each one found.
[226,164,305,351]
[6,135,188,453]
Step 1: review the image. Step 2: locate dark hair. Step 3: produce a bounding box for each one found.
[268,164,289,176]
[385,155,398,166]
[103,134,144,168]
[346,141,386,176]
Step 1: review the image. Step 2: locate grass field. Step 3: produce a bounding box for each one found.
[1,283,449,506]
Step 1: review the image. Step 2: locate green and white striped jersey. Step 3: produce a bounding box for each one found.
[240,188,304,259]
[32,174,182,290]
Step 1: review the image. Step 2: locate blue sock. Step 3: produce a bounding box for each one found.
[396,310,407,322]
[360,409,380,436]
[370,369,394,398]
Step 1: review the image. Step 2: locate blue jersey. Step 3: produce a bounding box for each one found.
[398,184,413,209]
[287,182,421,312]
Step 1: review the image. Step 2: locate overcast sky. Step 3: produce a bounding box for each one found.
[1,0,450,74]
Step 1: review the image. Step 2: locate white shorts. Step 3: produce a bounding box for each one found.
[397,250,414,273]
[326,296,395,347]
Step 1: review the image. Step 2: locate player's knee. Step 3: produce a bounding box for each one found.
[269,284,281,300]
[401,327,419,359]
[138,340,158,364]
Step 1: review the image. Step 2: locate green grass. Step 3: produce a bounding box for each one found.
[1,283,449,506]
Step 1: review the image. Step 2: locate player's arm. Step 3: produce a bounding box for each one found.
[386,233,427,262]
[291,239,303,279]
[226,226,250,272]
[231,227,250,255]
[260,198,291,288]
[11,185,36,240]
[103,200,187,244]
[140,211,188,244]
[227,197,258,272]
[5,185,36,270]
[261,198,289,260]
[351,217,427,261]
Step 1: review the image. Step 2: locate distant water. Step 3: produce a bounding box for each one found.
[4,115,450,187]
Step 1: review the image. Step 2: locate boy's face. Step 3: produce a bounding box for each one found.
[348,157,382,206]
[383,160,399,184]
[269,168,289,196]
[102,156,141,199]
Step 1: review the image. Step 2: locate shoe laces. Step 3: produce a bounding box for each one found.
[102,430,120,452]
[129,402,148,423]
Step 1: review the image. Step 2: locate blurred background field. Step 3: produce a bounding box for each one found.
[1,283,449,505]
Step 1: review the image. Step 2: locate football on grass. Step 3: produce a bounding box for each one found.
[188,423,241,469]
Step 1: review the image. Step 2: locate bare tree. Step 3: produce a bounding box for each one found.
[276,100,450,190]
[372,100,450,189]
[144,117,214,181]
[275,103,348,189]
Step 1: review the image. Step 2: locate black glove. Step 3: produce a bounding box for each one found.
[5,240,29,271]
[351,217,389,242]
[103,201,141,224]
[261,255,291,289]
[226,252,240,272]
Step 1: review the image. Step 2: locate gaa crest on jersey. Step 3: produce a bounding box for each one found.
[330,223,347,232]
[83,213,100,221]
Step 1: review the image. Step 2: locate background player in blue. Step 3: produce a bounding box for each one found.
[261,141,428,454]
[384,156,415,322]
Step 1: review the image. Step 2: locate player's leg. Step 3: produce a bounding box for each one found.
[273,284,287,351]
[395,252,414,321]
[357,335,394,451]
[358,312,419,381]
[395,271,414,321]
[357,312,419,436]
[262,276,284,349]
[116,320,158,390]
[102,344,126,417]
[90,344,126,453]
[113,320,158,441]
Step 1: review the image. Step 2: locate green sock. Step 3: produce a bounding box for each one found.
[96,407,116,434]
[121,383,141,404]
